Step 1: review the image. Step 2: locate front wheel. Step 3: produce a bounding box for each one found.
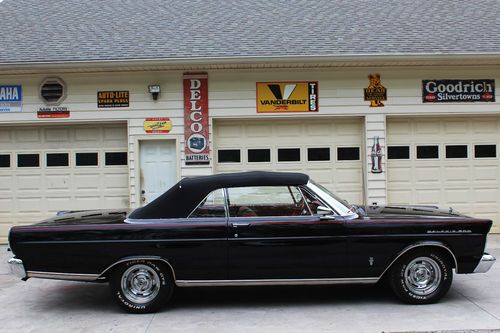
[110,260,174,313]
[389,249,453,304]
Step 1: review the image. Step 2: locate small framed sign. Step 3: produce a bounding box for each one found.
[97,91,129,108]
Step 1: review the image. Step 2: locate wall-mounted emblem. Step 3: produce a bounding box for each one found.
[370,136,382,173]
[364,74,387,107]
[256,81,318,113]
[422,79,495,103]
[0,85,22,112]
[144,118,172,133]
[97,91,129,108]
[184,73,209,165]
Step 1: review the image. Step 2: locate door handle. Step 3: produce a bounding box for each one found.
[231,222,251,228]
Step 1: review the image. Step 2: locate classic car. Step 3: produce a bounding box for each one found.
[7,171,496,313]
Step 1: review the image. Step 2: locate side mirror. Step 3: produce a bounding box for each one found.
[317,205,334,216]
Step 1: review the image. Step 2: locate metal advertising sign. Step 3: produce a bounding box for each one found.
[184,73,209,165]
[0,85,22,112]
[144,118,172,133]
[37,106,70,118]
[422,79,495,103]
[97,91,130,107]
[256,81,318,113]
[364,74,386,107]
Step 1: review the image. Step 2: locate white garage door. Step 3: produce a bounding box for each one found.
[0,124,129,242]
[214,118,364,205]
[387,117,500,232]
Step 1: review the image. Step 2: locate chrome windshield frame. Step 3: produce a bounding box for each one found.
[305,181,359,220]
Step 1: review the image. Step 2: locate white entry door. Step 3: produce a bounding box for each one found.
[139,140,177,205]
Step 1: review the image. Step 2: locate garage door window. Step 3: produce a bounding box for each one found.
[0,154,10,168]
[308,148,330,161]
[278,148,300,162]
[218,149,241,163]
[248,149,271,163]
[417,145,439,159]
[46,153,69,167]
[76,152,98,166]
[17,154,40,167]
[445,145,468,159]
[105,152,128,166]
[474,144,497,158]
[337,147,360,161]
[387,146,410,159]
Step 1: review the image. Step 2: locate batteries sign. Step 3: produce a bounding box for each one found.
[257,81,318,113]
[0,85,22,112]
[184,73,210,165]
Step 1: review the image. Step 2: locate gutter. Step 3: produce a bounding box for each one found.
[0,53,499,72]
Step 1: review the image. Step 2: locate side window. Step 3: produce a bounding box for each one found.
[227,186,311,217]
[189,189,226,218]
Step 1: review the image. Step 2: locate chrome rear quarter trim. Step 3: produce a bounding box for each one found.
[27,271,100,282]
[175,277,378,287]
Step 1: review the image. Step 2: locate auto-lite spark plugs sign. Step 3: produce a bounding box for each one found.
[422,79,495,103]
[184,73,209,165]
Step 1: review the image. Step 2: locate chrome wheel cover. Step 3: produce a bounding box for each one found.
[121,264,161,304]
[404,256,442,296]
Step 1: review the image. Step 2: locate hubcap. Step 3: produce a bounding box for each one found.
[121,264,160,304]
[404,256,442,296]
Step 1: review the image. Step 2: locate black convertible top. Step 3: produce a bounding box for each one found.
[128,171,309,219]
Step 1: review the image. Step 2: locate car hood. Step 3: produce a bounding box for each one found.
[359,205,467,219]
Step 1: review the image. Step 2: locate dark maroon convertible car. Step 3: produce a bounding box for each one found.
[7,171,495,313]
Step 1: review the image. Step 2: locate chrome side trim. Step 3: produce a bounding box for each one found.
[8,258,27,279]
[98,256,177,281]
[379,242,459,277]
[27,271,99,282]
[473,253,496,273]
[175,277,378,287]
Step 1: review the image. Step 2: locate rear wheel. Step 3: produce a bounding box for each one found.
[110,260,174,313]
[389,248,453,304]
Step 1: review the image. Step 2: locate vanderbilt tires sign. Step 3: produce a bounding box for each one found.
[257,81,318,113]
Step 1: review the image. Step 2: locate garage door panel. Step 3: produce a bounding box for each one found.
[386,166,412,183]
[103,173,129,189]
[388,117,500,230]
[415,167,441,182]
[16,175,42,191]
[387,190,412,204]
[15,129,40,142]
[306,123,330,136]
[215,118,364,205]
[0,124,129,239]
[443,166,470,182]
[45,174,71,191]
[45,129,70,142]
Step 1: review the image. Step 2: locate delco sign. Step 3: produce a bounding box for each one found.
[183,73,209,165]
[0,85,22,112]
[422,79,495,103]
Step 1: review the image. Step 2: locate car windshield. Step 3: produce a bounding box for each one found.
[307,180,357,217]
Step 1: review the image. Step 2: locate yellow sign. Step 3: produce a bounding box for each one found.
[144,118,172,133]
[257,81,318,113]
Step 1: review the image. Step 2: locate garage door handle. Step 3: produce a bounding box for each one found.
[231,222,251,228]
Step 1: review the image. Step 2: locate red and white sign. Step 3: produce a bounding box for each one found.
[183,73,209,165]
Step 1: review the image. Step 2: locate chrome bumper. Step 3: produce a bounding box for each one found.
[473,253,496,273]
[7,258,27,279]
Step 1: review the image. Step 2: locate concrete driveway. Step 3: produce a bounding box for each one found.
[2,237,500,333]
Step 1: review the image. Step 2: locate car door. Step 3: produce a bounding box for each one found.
[226,185,347,280]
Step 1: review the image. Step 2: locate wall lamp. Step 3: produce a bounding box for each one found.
[148,85,161,100]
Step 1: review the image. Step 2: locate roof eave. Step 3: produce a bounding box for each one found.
[0,53,499,73]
